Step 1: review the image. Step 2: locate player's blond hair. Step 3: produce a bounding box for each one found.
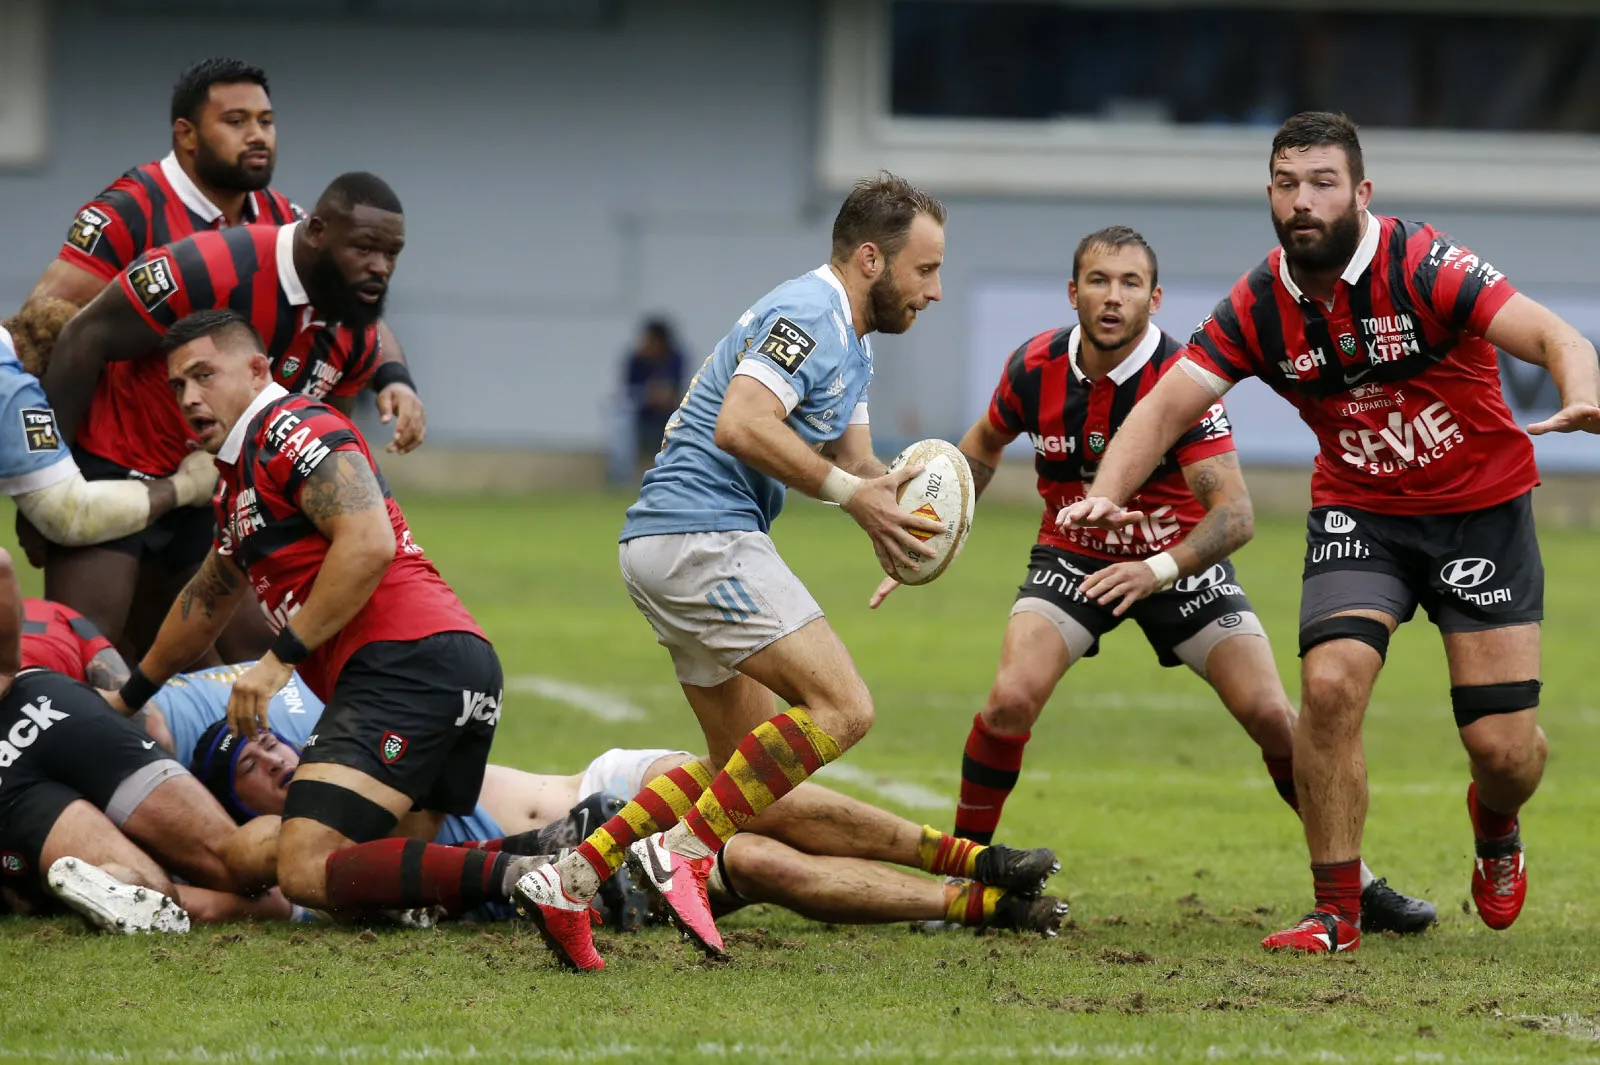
[2,297,80,378]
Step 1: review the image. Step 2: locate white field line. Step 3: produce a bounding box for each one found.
[506,676,646,723]
[816,761,949,811]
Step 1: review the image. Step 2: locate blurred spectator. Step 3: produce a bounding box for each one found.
[621,317,686,476]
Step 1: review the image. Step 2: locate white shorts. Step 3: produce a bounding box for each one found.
[576,748,693,803]
[619,531,824,687]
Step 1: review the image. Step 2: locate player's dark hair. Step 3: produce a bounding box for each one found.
[315,172,404,217]
[162,308,265,356]
[831,171,946,263]
[170,58,270,126]
[1271,111,1365,185]
[1072,226,1158,288]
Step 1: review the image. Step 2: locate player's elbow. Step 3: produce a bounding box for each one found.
[713,412,755,460]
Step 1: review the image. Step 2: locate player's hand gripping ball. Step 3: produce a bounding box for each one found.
[886,438,975,586]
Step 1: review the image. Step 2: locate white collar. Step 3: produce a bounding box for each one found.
[812,265,857,340]
[1277,210,1380,302]
[218,383,290,464]
[276,221,308,306]
[1067,321,1161,385]
[160,151,232,224]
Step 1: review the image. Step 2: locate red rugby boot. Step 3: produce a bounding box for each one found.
[1468,784,1527,931]
[512,864,604,971]
[1261,910,1360,954]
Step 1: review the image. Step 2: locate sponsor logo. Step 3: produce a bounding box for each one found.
[1310,538,1371,565]
[304,733,318,748]
[1175,565,1244,618]
[1174,564,1227,594]
[1217,612,1243,629]
[303,360,345,399]
[1426,242,1505,288]
[1055,495,1181,557]
[1055,558,1088,577]
[260,588,301,633]
[1029,565,1089,604]
[1277,347,1327,380]
[1087,431,1106,455]
[229,487,266,541]
[1324,511,1356,535]
[1338,401,1464,473]
[907,502,940,543]
[755,317,817,375]
[0,852,27,876]
[1029,433,1075,457]
[127,256,179,312]
[1197,402,1232,440]
[380,732,408,764]
[826,375,847,398]
[0,696,70,773]
[455,690,503,728]
[140,740,156,750]
[264,408,335,478]
[643,840,675,888]
[278,356,302,380]
[1440,558,1496,590]
[1338,333,1357,357]
[19,408,60,453]
[66,207,111,254]
[1361,313,1422,364]
[1338,384,1403,416]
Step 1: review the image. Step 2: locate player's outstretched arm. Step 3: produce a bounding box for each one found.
[1059,366,1218,530]
[41,283,161,444]
[13,449,217,547]
[373,320,426,454]
[118,548,250,703]
[1484,293,1600,435]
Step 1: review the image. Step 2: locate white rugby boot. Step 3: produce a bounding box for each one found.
[47,857,190,934]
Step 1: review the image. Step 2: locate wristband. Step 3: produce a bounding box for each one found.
[1144,551,1180,592]
[818,467,863,506]
[271,625,311,666]
[118,666,160,713]
[372,362,416,394]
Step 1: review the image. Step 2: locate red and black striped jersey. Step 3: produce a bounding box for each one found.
[56,153,301,284]
[19,598,114,683]
[212,385,482,702]
[1183,213,1533,515]
[989,323,1235,560]
[80,222,381,478]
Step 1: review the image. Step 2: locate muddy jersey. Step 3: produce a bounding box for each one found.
[211,385,481,701]
[988,323,1235,561]
[1182,212,1533,515]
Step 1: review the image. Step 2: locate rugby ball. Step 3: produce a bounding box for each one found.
[887,438,975,586]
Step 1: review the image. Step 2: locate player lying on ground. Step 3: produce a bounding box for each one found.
[516,173,1059,971]
[1061,113,1600,954]
[0,571,289,931]
[103,309,553,929]
[134,666,1068,935]
[871,226,1433,935]
[41,171,422,662]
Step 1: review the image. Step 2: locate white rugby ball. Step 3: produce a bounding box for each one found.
[887,438,976,586]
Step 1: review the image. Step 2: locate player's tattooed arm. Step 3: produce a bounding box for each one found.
[1172,451,1254,574]
[84,647,131,690]
[299,451,386,524]
[283,451,396,656]
[958,417,1015,501]
[137,548,249,687]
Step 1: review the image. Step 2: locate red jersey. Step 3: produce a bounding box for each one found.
[1183,213,1533,515]
[989,323,1236,561]
[82,222,382,477]
[213,385,482,701]
[19,598,114,683]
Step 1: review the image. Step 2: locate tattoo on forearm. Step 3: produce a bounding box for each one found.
[300,452,384,525]
[179,550,241,622]
[1185,451,1238,507]
[966,456,996,499]
[84,650,130,690]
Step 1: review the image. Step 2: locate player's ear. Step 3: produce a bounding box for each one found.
[304,214,326,244]
[858,241,883,279]
[172,117,197,155]
[1149,285,1163,313]
[1356,179,1373,210]
[1067,279,1079,310]
[248,352,271,382]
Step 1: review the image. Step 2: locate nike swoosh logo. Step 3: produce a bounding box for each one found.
[645,843,674,887]
[141,740,156,750]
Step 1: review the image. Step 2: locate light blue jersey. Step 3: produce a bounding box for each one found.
[620,266,873,539]
[151,663,504,843]
[0,327,76,496]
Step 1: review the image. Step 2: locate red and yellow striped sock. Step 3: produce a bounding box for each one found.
[943,881,1005,927]
[918,824,986,879]
[680,707,842,853]
[572,761,715,882]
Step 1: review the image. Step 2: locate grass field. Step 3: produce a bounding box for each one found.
[2,490,1599,1063]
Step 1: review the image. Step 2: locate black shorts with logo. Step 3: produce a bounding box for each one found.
[0,669,177,890]
[300,631,503,816]
[1299,491,1543,636]
[71,446,214,570]
[1014,545,1257,668]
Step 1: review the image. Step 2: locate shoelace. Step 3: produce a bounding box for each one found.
[1485,855,1520,897]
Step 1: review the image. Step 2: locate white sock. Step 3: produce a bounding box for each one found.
[554,851,603,901]
[1358,860,1375,890]
[660,820,716,862]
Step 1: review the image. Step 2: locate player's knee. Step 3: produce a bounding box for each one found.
[984,678,1046,734]
[1299,658,1371,726]
[720,836,802,903]
[1461,717,1545,781]
[807,681,875,751]
[275,848,331,910]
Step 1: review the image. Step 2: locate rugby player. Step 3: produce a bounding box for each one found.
[1062,113,1600,953]
[871,227,1433,934]
[106,309,538,926]
[137,665,1068,935]
[42,172,415,658]
[517,172,1058,972]
[0,315,215,554]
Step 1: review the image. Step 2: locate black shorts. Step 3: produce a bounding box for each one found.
[0,670,185,896]
[1299,491,1543,638]
[299,631,503,816]
[70,446,214,570]
[1013,545,1265,672]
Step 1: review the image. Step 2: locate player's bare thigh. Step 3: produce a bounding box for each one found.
[984,610,1076,733]
[42,545,140,650]
[1200,633,1295,753]
[39,799,174,897]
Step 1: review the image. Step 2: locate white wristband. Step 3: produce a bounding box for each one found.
[1144,551,1180,592]
[818,467,864,506]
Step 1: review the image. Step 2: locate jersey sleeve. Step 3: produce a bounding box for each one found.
[117,238,205,334]
[0,360,77,496]
[987,341,1032,435]
[1183,287,1264,384]
[268,404,367,505]
[1404,227,1518,338]
[57,187,149,283]
[1171,399,1237,467]
[731,307,849,415]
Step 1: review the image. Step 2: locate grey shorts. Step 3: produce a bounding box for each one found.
[619,531,824,688]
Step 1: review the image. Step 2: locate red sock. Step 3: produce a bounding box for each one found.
[459,838,504,852]
[1311,859,1363,926]
[1263,755,1299,813]
[955,714,1029,844]
[1468,782,1518,841]
[323,839,510,914]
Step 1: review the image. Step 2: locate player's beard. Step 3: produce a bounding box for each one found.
[867,271,915,335]
[1274,198,1362,274]
[1080,310,1147,353]
[304,253,386,330]
[193,137,274,193]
